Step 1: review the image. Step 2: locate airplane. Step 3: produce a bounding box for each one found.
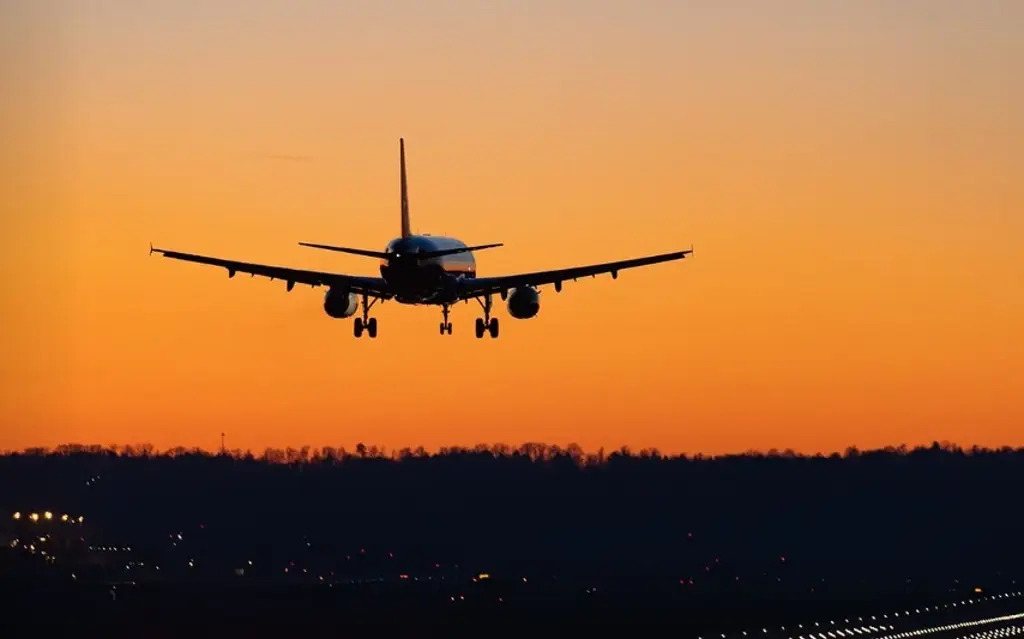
[150,138,693,339]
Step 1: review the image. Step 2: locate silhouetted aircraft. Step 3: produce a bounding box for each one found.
[150,139,692,338]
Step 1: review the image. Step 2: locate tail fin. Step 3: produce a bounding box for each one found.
[400,138,411,238]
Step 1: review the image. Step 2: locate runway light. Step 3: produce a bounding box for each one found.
[44,511,53,520]
[30,513,39,522]
[12,512,20,520]
[78,516,84,523]
[61,514,68,522]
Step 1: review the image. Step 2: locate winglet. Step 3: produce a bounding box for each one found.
[149,242,154,256]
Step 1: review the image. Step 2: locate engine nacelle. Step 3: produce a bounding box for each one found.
[507,286,540,319]
[323,287,359,319]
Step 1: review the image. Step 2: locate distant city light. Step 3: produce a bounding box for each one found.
[12,512,20,520]
[44,511,53,520]
[30,513,39,522]
[61,514,68,522]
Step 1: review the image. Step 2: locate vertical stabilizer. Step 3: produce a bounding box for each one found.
[400,138,411,238]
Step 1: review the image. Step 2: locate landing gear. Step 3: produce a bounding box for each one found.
[474,295,499,339]
[474,318,498,338]
[353,294,378,338]
[354,317,377,338]
[439,304,453,335]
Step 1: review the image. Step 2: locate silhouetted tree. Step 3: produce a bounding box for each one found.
[2,440,1022,592]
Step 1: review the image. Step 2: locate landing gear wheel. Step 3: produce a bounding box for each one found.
[438,305,453,335]
[354,294,378,338]
[474,294,497,339]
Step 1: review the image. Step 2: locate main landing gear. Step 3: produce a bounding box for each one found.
[474,295,499,339]
[353,293,378,338]
[439,304,453,335]
[439,300,497,338]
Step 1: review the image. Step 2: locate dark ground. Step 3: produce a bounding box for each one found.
[2,580,1022,637]
[1,442,1021,636]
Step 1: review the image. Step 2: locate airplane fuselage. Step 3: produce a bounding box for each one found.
[379,234,475,304]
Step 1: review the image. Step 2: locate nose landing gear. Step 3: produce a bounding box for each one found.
[439,304,453,335]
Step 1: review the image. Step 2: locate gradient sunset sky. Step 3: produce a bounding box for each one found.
[2,1,1022,455]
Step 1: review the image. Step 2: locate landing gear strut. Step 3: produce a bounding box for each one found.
[439,304,453,335]
[474,294,499,339]
[353,293,378,338]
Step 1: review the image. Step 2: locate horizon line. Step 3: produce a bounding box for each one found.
[5,440,1023,459]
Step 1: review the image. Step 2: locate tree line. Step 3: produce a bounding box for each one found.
[2,440,1022,586]
[7,440,1024,464]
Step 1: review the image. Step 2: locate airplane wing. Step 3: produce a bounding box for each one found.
[149,244,393,298]
[457,249,691,298]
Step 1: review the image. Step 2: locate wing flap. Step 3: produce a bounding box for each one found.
[150,246,392,298]
[458,249,691,298]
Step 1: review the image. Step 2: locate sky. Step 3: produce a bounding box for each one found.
[1,0,1022,455]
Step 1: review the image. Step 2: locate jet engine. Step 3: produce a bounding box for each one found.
[323,287,359,319]
[507,286,540,319]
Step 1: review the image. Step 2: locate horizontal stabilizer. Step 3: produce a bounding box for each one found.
[298,241,503,261]
[297,243,391,260]
[417,243,503,259]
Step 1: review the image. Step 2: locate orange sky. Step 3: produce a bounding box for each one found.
[2,1,1022,455]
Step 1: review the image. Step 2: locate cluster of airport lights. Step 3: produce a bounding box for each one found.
[957,624,1024,639]
[696,592,1024,639]
[12,511,84,524]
